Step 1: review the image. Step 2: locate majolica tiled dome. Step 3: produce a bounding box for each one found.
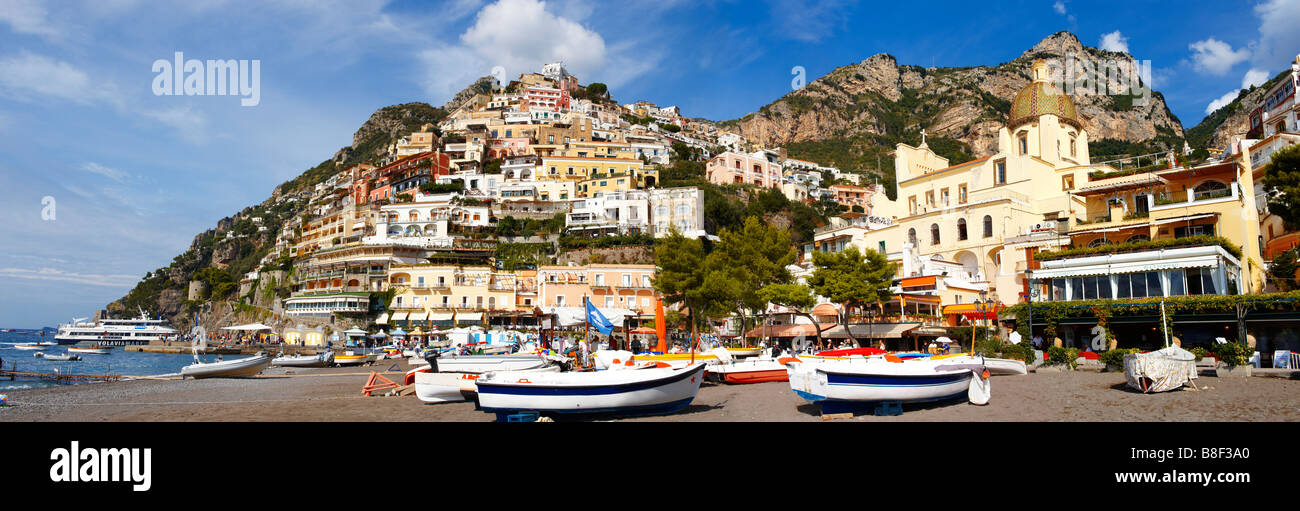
[1008,59,1082,130]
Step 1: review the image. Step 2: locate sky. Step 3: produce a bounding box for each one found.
[0,0,1297,328]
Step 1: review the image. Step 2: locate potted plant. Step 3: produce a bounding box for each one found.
[1210,341,1253,377]
[1099,348,1136,372]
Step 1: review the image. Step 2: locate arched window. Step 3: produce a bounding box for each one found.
[908,228,918,245]
[1193,180,1229,201]
[1125,234,1150,243]
[982,216,993,238]
[1088,238,1113,248]
[957,218,968,241]
[930,223,940,245]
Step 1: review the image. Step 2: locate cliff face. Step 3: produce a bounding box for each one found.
[1186,68,1292,151]
[725,32,1185,159]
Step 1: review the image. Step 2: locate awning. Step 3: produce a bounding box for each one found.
[899,276,937,288]
[744,324,833,339]
[1077,173,1169,195]
[821,323,919,339]
[430,312,455,321]
[1152,213,1217,226]
[375,312,389,325]
[390,311,409,322]
[1029,255,1225,280]
[943,303,1003,320]
[458,312,484,321]
[221,323,273,331]
[408,311,429,322]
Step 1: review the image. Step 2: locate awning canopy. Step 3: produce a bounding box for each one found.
[431,312,455,321]
[744,323,832,339]
[390,311,409,322]
[1076,173,1169,195]
[943,303,1003,320]
[821,323,919,339]
[375,312,389,325]
[343,328,367,337]
[458,312,484,321]
[408,311,429,322]
[221,323,273,331]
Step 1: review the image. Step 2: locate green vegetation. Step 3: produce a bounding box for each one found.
[494,214,566,238]
[1047,346,1080,369]
[419,182,466,194]
[806,247,897,347]
[1269,248,1299,291]
[494,242,553,271]
[1099,348,1139,368]
[1259,145,1300,230]
[756,283,823,347]
[1034,235,1242,262]
[1209,340,1252,367]
[559,233,655,250]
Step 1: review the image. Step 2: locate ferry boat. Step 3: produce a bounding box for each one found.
[55,309,178,347]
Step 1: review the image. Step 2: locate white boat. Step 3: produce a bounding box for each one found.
[13,343,43,350]
[984,357,1028,375]
[431,352,552,373]
[34,352,81,361]
[55,308,177,346]
[414,365,562,403]
[787,355,990,412]
[475,362,708,419]
[181,353,272,379]
[271,352,334,368]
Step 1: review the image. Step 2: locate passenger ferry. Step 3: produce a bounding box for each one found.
[55,309,178,346]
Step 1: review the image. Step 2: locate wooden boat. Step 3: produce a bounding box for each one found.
[181,353,272,379]
[594,348,733,370]
[34,352,82,361]
[787,355,989,412]
[271,352,334,368]
[13,343,43,350]
[333,351,377,366]
[707,357,796,384]
[414,366,562,403]
[475,362,708,419]
[67,344,112,354]
[430,353,551,373]
[725,347,764,358]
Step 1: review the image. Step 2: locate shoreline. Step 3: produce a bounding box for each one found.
[3,359,1299,422]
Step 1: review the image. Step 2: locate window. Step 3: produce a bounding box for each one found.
[1069,137,1077,157]
[908,196,918,215]
[925,191,935,207]
[982,215,993,238]
[1125,234,1150,243]
[879,240,887,253]
[957,218,967,240]
[930,223,940,245]
[1174,225,1212,238]
[958,184,967,204]
[994,160,1007,184]
[941,188,950,206]
[1088,238,1112,248]
[1062,174,1074,191]
[1186,268,1217,295]
[1017,133,1028,155]
[1193,180,1230,201]
[908,228,918,245]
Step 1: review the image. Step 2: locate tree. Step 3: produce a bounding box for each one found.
[757,283,825,349]
[806,247,896,347]
[586,82,608,99]
[1270,248,1299,291]
[707,217,796,339]
[1260,144,1300,229]
[653,228,738,347]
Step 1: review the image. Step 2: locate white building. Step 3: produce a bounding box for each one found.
[566,190,650,236]
[649,187,706,238]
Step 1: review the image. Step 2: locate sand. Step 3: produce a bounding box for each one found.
[2,360,1299,422]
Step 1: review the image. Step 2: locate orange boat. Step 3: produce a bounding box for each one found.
[706,357,799,384]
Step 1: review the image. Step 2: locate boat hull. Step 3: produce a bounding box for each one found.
[333,354,376,366]
[984,358,1027,375]
[181,355,271,379]
[67,347,111,354]
[271,353,333,368]
[432,354,550,373]
[13,344,43,350]
[476,363,707,418]
[787,357,978,405]
[707,359,790,384]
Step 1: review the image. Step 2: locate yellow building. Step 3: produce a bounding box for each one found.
[386,265,522,328]
[539,156,645,183]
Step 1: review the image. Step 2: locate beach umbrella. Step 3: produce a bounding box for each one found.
[934,337,953,344]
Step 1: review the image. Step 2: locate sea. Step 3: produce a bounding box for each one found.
[0,330,230,391]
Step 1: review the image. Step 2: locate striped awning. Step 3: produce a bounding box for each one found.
[1077,173,1168,195]
[1153,213,1217,225]
[408,311,429,322]
[390,311,409,322]
[375,312,389,325]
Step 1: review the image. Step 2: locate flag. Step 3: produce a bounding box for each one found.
[586,299,614,335]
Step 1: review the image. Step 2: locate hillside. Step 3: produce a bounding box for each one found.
[722,31,1186,183]
[1185,68,1292,151]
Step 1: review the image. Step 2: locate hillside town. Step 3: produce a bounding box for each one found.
[188,53,1300,365]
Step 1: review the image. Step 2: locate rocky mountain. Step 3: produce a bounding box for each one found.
[722,31,1185,167]
[1186,68,1293,151]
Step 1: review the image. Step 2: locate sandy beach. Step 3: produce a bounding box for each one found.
[3,359,1299,422]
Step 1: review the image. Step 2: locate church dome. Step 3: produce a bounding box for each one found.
[1008,59,1081,130]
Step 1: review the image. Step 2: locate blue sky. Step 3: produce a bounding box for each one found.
[0,0,1296,328]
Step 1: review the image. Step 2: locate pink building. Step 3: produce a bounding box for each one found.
[538,264,659,314]
[525,86,571,112]
[706,151,783,189]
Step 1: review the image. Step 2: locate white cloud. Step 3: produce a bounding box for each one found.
[1189,38,1250,76]
[82,162,130,182]
[767,0,851,43]
[1242,68,1270,88]
[1252,0,1300,68]
[1053,1,1066,15]
[0,0,61,38]
[0,52,120,107]
[0,267,139,288]
[141,106,211,145]
[1204,67,1276,114]
[1098,31,1129,54]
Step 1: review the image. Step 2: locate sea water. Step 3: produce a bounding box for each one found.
[0,331,233,390]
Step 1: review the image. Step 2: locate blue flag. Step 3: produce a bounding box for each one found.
[586,299,614,335]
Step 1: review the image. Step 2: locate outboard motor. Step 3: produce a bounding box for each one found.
[422,350,441,373]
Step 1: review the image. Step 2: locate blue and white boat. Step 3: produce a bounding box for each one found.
[474,362,708,419]
[786,355,990,412]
